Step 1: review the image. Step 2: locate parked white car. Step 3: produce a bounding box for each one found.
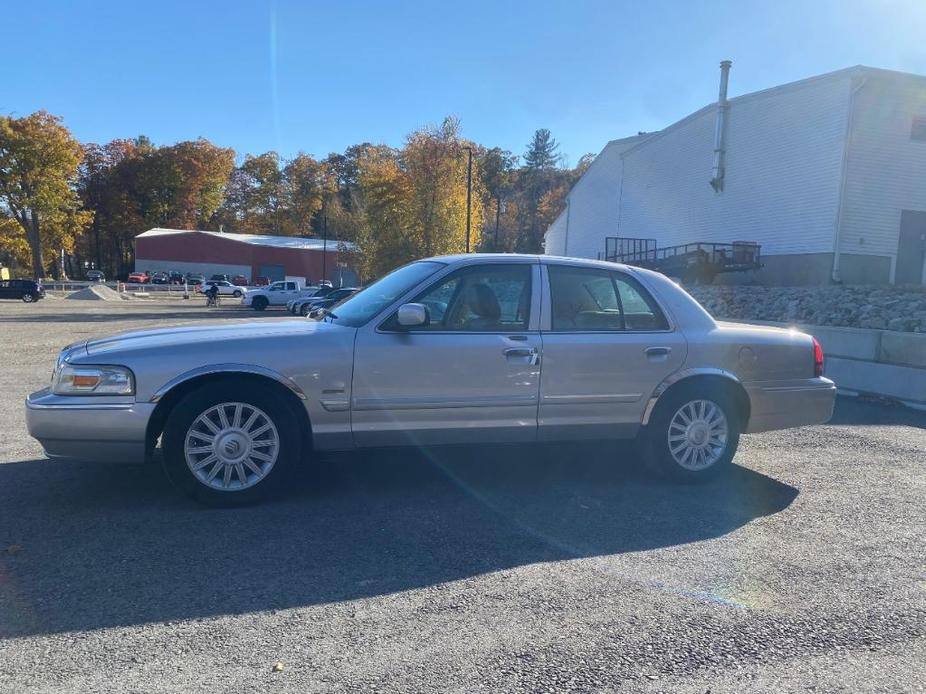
[198,280,246,298]
[241,280,305,310]
[26,254,836,506]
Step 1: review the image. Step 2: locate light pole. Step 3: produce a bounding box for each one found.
[463,146,473,253]
[495,199,505,250]
[321,203,328,283]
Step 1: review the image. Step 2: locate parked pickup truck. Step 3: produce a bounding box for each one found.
[241,280,310,311]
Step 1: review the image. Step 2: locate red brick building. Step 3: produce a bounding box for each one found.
[134,228,357,285]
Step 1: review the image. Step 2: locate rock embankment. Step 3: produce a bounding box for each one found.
[685,285,926,332]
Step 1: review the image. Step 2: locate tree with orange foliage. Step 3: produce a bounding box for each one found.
[0,112,91,277]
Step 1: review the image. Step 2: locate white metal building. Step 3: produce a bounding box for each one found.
[545,65,926,285]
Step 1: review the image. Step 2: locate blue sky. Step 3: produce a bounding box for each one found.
[3,0,925,165]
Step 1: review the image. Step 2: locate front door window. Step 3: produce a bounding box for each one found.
[388,264,532,332]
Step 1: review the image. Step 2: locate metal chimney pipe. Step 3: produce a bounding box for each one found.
[710,60,732,192]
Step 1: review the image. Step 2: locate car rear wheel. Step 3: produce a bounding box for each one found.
[233,290,242,298]
[642,384,739,482]
[161,382,300,506]
[252,296,268,311]
[21,293,34,303]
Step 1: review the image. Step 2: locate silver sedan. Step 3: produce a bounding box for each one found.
[26,255,836,505]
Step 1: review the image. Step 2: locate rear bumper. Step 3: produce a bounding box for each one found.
[744,377,836,433]
[26,388,154,464]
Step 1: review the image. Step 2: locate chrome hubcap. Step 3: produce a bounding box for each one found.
[184,402,279,491]
[668,399,728,470]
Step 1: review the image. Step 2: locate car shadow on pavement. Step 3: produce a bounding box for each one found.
[825,396,926,429]
[0,443,797,638]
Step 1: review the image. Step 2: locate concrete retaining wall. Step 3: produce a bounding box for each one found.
[739,320,926,408]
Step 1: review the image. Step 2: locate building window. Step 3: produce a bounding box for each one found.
[912,116,926,142]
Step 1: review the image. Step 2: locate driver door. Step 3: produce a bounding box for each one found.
[351,261,542,446]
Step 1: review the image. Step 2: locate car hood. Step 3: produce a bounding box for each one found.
[82,319,338,358]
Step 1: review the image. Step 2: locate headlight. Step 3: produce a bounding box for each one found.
[52,365,135,395]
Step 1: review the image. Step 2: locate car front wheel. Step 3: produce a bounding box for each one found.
[643,385,739,482]
[233,290,242,298]
[161,382,300,506]
[252,296,268,311]
[21,293,35,303]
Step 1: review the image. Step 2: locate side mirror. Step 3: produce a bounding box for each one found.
[397,303,429,328]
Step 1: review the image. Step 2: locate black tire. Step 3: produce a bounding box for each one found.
[300,303,312,317]
[22,293,34,303]
[252,296,268,311]
[641,383,740,482]
[161,381,301,506]
[233,290,242,298]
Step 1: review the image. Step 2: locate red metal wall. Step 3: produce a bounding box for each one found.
[135,232,346,283]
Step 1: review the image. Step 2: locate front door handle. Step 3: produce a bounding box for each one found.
[504,347,540,365]
[645,346,672,358]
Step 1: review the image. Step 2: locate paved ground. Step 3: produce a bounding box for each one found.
[0,299,923,693]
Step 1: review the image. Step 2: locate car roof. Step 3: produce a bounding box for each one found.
[426,252,634,273]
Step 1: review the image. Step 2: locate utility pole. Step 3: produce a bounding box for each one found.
[464,146,473,253]
[321,206,328,283]
[495,196,503,250]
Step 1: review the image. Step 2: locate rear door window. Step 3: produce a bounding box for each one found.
[547,265,668,331]
[613,275,669,330]
[549,266,623,331]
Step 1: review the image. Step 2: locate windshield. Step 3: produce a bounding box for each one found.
[325,261,445,327]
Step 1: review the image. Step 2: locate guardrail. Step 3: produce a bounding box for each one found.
[43,282,258,294]
[43,281,189,293]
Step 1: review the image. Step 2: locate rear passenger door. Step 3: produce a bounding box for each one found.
[537,263,686,440]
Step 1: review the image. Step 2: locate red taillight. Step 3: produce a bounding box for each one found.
[812,337,824,377]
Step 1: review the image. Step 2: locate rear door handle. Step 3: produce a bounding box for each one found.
[504,347,540,365]
[645,346,672,357]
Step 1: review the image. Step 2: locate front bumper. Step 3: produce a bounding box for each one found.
[744,377,837,433]
[26,388,154,464]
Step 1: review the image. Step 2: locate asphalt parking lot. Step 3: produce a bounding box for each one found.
[0,299,923,693]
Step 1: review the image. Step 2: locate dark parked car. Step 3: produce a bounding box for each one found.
[85,270,105,283]
[210,274,230,282]
[0,279,45,303]
[150,271,169,284]
[185,273,205,286]
[302,287,359,317]
[169,271,184,284]
[231,274,250,287]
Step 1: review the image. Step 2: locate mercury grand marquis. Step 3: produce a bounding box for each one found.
[26,254,836,505]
